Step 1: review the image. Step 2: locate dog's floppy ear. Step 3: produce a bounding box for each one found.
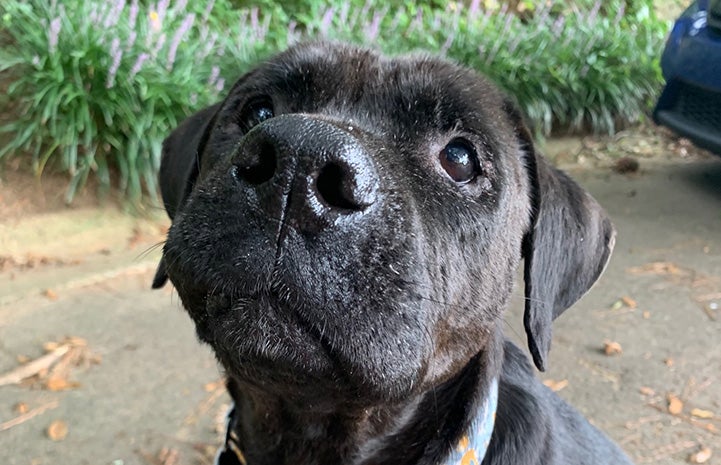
[504,100,616,372]
[152,103,221,289]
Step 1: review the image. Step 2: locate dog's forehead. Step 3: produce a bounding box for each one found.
[232,42,509,137]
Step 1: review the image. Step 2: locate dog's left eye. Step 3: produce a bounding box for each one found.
[239,97,274,130]
[439,139,479,184]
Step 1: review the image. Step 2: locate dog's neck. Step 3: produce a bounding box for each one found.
[218,336,502,465]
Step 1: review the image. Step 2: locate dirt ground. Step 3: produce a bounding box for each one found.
[0,128,720,464]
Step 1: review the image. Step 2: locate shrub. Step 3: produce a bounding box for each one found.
[0,0,272,205]
[0,0,668,204]
[304,0,667,135]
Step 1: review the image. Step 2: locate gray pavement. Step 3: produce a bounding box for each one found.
[1,160,720,465]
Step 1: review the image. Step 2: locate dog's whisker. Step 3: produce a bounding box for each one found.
[135,240,166,261]
[500,317,525,342]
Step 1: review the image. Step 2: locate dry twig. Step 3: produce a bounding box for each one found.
[0,400,59,432]
[0,346,70,386]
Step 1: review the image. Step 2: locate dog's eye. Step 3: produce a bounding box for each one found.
[439,139,479,184]
[239,97,274,130]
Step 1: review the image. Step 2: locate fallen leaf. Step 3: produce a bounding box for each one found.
[43,289,58,300]
[610,300,624,311]
[16,354,30,364]
[690,408,714,419]
[621,296,637,308]
[642,311,651,319]
[15,403,29,414]
[204,380,223,392]
[45,377,80,391]
[157,447,180,465]
[664,358,675,367]
[128,227,143,249]
[627,261,684,276]
[47,420,68,441]
[668,394,684,415]
[543,379,569,392]
[639,386,656,396]
[43,342,60,352]
[603,340,623,356]
[65,336,87,347]
[689,446,712,464]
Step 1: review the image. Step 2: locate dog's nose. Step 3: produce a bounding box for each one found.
[231,115,379,233]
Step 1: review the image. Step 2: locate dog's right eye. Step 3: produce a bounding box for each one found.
[439,139,479,184]
[238,97,274,131]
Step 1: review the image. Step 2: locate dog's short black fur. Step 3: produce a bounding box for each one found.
[154,41,632,465]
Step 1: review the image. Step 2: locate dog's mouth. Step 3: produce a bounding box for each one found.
[166,259,431,402]
[200,286,342,388]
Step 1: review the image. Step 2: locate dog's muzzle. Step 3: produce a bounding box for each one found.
[229,115,380,235]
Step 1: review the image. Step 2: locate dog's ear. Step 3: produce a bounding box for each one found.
[504,100,616,372]
[152,103,221,289]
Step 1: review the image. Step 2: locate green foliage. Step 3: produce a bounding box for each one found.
[0,0,270,205]
[0,0,669,204]
[299,0,667,135]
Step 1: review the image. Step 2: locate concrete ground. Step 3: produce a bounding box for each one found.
[1,159,720,465]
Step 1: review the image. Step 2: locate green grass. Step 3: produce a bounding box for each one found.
[0,0,669,205]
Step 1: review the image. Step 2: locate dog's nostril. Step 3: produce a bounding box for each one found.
[316,163,361,211]
[234,141,276,185]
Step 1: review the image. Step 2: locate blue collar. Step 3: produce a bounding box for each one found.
[442,377,498,465]
[214,378,498,465]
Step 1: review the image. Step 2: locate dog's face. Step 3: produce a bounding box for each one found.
[156,42,614,406]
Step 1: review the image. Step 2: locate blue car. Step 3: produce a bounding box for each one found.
[653,0,721,155]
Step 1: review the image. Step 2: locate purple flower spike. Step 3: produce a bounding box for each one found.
[157,0,170,24]
[106,38,124,88]
[469,0,480,19]
[128,0,139,30]
[208,65,220,86]
[167,13,195,71]
[48,17,62,53]
[251,7,259,31]
[552,16,565,38]
[127,31,137,51]
[589,1,601,23]
[365,11,383,42]
[441,32,456,55]
[320,8,334,36]
[613,4,626,26]
[287,20,299,44]
[152,33,166,58]
[104,0,126,29]
[203,0,216,23]
[129,53,149,79]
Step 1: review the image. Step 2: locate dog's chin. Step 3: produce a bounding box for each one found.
[189,291,426,405]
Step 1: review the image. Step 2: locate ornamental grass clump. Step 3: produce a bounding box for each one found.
[0,0,667,204]
[308,0,667,135]
[0,0,271,204]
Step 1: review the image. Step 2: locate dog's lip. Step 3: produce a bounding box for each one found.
[204,287,339,363]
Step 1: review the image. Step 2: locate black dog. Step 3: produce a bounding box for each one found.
[153,41,632,465]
